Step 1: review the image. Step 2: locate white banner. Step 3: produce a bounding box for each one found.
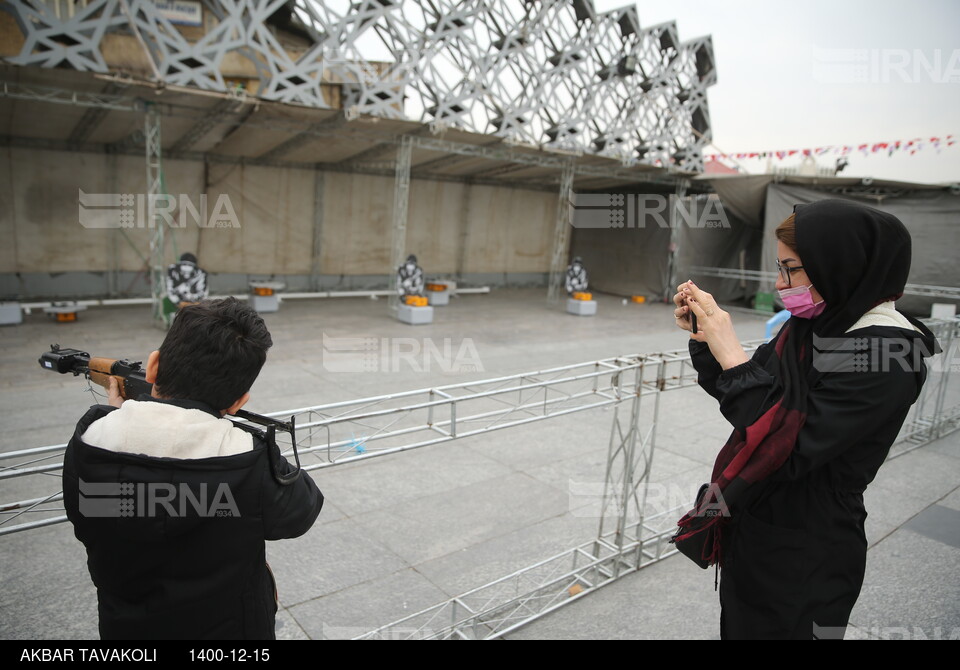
[153,0,202,27]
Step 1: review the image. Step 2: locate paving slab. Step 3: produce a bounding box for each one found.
[1,290,956,641]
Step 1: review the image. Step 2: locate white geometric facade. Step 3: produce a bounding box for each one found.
[2,0,715,171]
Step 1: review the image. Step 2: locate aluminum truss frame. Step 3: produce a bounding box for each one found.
[388,134,413,312]
[0,345,730,535]
[0,78,696,191]
[2,0,717,171]
[144,104,170,327]
[3,321,957,638]
[893,317,960,455]
[546,160,575,303]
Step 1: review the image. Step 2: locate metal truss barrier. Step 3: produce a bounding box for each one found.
[2,321,957,638]
[893,317,960,456]
[0,347,709,535]
[355,319,960,639]
[2,0,716,171]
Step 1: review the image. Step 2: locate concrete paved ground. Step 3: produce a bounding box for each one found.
[1,289,957,640]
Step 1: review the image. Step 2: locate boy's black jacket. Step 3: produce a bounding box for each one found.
[62,397,323,640]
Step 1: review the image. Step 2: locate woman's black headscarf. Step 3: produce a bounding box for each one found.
[795,199,914,338]
[674,199,938,567]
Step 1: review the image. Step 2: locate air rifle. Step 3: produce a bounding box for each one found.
[39,344,301,484]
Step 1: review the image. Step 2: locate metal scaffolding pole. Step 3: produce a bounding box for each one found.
[144,104,167,327]
[388,135,413,312]
[593,373,647,578]
[311,170,325,292]
[590,353,672,579]
[106,153,120,298]
[546,160,575,304]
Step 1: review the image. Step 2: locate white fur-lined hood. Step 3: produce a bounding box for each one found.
[846,301,921,333]
[82,399,253,459]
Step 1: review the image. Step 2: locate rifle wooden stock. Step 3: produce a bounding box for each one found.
[87,357,152,400]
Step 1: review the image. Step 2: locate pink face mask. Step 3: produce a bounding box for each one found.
[778,284,826,319]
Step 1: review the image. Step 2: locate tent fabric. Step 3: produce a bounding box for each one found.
[701,174,773,226]
[763,184,960,315]
[702,173,959,231]
[570,176,958,312]
[681,175,960,317]
[675,196,763,304]
[569,207,672,299]
[570,194,760,303]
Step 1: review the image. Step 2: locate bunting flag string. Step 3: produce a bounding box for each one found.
[705,135,956,162]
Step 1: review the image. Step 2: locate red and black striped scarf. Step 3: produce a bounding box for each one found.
[673,320,811,567]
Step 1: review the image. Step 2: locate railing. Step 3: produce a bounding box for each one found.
[2,320,956,638]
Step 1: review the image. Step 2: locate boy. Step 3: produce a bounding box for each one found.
[62,298,322,639]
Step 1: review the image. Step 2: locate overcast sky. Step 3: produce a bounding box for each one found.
[593,0,960,184]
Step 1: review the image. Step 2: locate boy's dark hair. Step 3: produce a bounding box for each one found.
[155,297,273,410]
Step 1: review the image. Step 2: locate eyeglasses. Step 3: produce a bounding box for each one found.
[776,260,805,287]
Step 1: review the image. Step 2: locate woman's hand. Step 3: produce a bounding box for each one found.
[679,281,750,370]
[672,284,695,333]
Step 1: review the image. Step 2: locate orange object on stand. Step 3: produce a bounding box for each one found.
[572,292,592,301]
[45,302,86,322]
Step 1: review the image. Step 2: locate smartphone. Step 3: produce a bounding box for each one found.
[683,295,697,334]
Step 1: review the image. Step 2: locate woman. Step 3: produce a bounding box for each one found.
[671,199,939,639]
